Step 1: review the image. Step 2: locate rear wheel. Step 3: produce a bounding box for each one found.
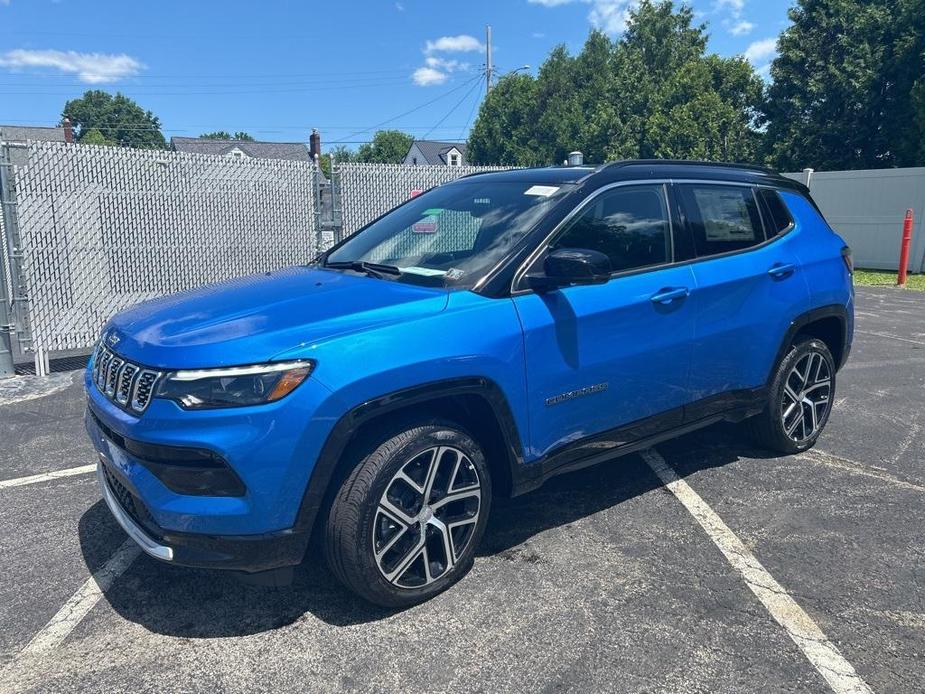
[325,422,491,607]
[750,337,836,454]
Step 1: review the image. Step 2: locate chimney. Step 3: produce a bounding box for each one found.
[309,129,321,160]
[62,117,74,144]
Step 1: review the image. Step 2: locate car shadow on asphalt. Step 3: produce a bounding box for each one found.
[77,422,779,637]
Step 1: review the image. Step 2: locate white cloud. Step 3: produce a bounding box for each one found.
[0,48,143,83]
[424,35,484,54]
[413,34,479,86]
[412,66,449,86]
[588,0,637,35]
[395,2,404,10]
[744,37,777,64]
[425,56,468,72]
[527,0,639,36]
[715,0,745,14]
[0,1,10,6]
[532,32,546,39]
[728,19,754,36]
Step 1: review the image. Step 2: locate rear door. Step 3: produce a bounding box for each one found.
[675,182,812,405]
[513,183,696,459]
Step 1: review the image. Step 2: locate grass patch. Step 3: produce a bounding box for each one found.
[853,269,925,291]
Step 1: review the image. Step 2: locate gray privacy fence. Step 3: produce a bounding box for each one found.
[338,163,510,236]
[2,141,318,370]
[784,167,925,273]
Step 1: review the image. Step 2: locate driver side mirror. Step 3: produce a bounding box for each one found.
[526,248,612,291]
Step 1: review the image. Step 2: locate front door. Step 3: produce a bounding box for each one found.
[512,183,696,460]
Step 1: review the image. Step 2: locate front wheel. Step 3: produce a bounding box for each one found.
[750,337,836,454]
[324,422,491,608]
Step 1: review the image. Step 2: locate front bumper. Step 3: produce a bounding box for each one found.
[96,452,308,572]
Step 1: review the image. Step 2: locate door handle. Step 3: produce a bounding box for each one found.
[768,263,797,279]
[650,287,690,304]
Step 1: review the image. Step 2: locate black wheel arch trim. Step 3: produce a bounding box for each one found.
[770,304,850,381]
[291,376,526,542]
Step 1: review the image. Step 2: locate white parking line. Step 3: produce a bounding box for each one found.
[641,448,874,694]
[20,540,140,655]
[0,464,96,490]
[855,329,925,347]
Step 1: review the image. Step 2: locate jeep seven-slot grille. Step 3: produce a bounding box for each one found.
[92,344,162,414]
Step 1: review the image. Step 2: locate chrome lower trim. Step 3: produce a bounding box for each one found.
[97,457,174,562]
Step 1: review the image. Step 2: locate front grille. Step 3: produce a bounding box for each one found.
[92,344,162,414]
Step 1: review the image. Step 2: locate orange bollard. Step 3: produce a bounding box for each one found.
[898,209,914,286]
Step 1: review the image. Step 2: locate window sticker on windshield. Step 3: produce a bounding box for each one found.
[473,198,490,205]
[412,215,438,233]
[525,185,560,197]
[422,208,444,216]
[399,266,447,277]
[446,268,465,281]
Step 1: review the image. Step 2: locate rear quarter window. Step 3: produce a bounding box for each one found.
[758,188,794,237]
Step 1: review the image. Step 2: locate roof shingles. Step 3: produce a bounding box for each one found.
[170,137,311,162]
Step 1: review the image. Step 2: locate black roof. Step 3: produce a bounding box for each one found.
[455,160,804,192]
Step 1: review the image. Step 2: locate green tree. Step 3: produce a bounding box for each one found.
[78,128,116,147]
[327,144,356,163]
[355,130,414,163]
[199,131,255,141]
[468,0,764,166]
[62,91,166,149]
[317,144,356,177]
[763,0,925,170]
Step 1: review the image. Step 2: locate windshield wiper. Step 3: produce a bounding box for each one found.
[324,260,403,280]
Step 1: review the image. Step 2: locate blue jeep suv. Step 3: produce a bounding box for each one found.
[85,161,853,606]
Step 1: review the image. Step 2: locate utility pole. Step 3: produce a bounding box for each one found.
[486,24,493,94]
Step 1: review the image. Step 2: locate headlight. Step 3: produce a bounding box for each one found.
[155,361,314,410]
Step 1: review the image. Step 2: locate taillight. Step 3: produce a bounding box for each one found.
[841,246,853,275]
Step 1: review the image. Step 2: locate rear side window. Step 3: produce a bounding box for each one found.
[758,188,794,236]
[551,184,671,273]
[679,184,764,257]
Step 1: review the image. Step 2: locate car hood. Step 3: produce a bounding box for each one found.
[104,267,449,369]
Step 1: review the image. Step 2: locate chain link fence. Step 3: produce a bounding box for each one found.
[7,141,319,367]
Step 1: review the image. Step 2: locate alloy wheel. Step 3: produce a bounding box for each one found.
[780,350,832,442]
[372,445,482,589]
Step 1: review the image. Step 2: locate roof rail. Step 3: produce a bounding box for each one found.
[601,159,777,175]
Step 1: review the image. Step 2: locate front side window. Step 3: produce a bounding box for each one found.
[325,180,573,289]
[550,184,671,273]
[679,184,764,257]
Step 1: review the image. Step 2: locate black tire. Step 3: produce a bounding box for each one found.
[750,337,836,454]
[324,421,491,608]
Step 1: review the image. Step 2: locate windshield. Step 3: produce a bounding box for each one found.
[325,180,574,288]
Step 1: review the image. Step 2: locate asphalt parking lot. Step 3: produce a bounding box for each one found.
[0,285,922,694]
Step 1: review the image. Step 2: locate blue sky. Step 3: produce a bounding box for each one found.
[0,0,793,151]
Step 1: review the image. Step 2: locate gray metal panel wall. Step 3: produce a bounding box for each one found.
[784,167,925,273]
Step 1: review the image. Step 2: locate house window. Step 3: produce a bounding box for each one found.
[449,152,460,166]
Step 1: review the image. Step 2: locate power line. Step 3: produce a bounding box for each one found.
[338,74,483,143]
[421,78,482,141]
[460,80,485,141]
